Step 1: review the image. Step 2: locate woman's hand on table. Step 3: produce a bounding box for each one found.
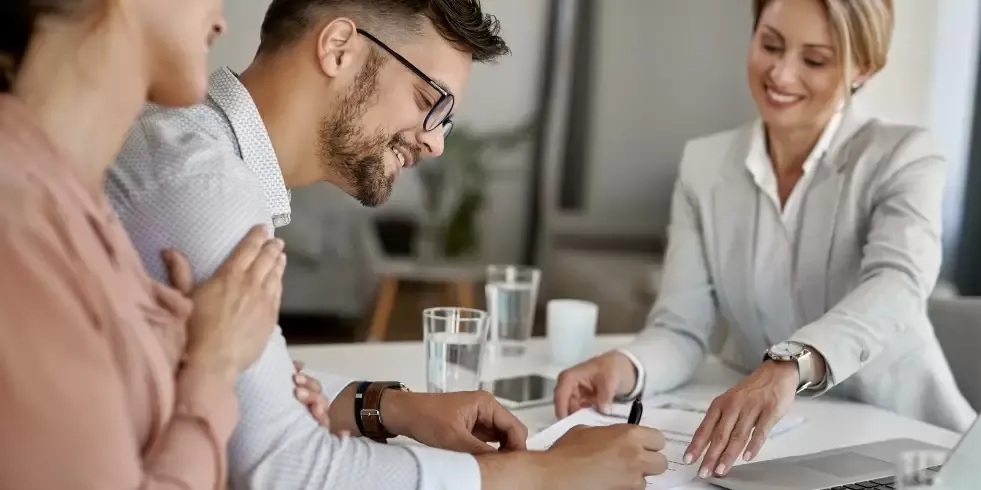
[684,360,798,479]
[553,351,639,418]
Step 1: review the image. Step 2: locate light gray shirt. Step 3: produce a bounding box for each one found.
[107,67,481,490]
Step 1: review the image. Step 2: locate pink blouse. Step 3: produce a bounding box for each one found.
[0,94,237,489]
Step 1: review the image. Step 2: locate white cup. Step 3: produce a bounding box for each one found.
[547,299,599,367]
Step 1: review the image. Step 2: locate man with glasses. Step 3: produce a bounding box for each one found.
[107,1,668,489]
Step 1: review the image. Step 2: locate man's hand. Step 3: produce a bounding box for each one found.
[554,351,638,418]
[292,361,331,427]
[474,424,667,490]
[548,425,668,489]
[685,360,798,479]
[382,390,529,454]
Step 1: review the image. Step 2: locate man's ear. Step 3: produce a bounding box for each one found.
[317,17,360,78]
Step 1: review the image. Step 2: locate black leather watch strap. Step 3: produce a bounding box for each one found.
[353,381,371,437]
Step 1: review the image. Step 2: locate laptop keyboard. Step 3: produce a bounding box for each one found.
[823,465,943,490]
[822,475,895,489]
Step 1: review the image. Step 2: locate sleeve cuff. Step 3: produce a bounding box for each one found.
[615,348,646,400]
[405,445,481,490]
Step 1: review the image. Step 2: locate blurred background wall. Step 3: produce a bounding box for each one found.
[208,0,981,341]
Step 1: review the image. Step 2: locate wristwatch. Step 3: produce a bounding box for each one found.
[354,381,410,442]
[764,341,815,394]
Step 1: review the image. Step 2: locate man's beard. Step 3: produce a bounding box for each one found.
[317,51,396,207]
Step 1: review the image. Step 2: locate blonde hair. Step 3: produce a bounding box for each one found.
[753,0,894,98]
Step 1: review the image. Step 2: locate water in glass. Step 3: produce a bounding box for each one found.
[485,265,540,357]
[423,307,488,393]
[425,331,484,393]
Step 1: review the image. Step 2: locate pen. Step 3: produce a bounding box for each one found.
[627,396,643,425]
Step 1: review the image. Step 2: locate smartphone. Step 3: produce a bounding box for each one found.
[481,375,556,409]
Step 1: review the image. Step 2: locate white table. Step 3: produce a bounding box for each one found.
[289,336,961,489]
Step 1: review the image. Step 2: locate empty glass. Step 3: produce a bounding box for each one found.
[895,449,948,489]
[484,265,541,356]
[423,307,489,393]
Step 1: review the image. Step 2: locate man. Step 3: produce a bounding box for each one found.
[107,1,668,489]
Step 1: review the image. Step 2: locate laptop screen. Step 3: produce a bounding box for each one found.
[935,415,981,489]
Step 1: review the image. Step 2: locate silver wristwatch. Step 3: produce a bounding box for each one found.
[764,341,814,393]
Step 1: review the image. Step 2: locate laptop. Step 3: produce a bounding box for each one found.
[707,415,981,490]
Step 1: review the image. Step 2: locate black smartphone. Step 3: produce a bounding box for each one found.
[481,374,556,409]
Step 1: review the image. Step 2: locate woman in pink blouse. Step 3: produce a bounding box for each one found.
[0,1,285,489]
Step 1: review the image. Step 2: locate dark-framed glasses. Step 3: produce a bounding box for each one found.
[357,28,454,137]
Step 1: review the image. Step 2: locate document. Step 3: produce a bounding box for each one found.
[527,395,806,490]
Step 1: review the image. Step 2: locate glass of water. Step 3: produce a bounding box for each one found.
[423,307,489,393]
[485,265,541,357]
[895,449,948,489]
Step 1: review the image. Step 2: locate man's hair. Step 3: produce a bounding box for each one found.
[257,0,510,62]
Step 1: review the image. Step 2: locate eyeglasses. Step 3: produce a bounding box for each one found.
[357,29,454,138]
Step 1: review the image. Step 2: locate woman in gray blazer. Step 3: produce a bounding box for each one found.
[555,0,976,480]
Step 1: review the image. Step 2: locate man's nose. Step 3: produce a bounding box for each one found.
[417,128,446,158]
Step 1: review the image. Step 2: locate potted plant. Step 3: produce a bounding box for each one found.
[415,121,533,258]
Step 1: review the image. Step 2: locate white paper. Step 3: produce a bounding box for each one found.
[527,395,806,490]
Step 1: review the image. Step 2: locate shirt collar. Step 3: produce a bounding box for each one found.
[746,104,844,182]
[206,67,291,227]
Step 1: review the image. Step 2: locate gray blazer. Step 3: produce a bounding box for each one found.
[623,108,977,432]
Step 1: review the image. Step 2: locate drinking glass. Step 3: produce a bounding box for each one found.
[895,449,948,489]
[484,265,541,357]
[423,307,489,393]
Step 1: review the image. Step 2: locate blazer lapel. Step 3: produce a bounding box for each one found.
[794,107,871,323]
[712,126,763,337]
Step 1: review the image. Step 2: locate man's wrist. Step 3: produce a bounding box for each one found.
[477,451,548,490]
[379,387,412,437]
[326,382,359,435]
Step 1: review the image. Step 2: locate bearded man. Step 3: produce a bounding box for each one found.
[106,1,668,490]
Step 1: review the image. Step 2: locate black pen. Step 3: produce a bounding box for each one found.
[627,396,643,425]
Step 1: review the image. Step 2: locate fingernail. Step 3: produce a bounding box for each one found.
[599,404,613,415]
[698,467,710,479]
[743,450,753,461]
[715,463,726,475]
[683,453,693,465]
[295,388,309,400]
[275,238,285,249]
[295,374,307,384]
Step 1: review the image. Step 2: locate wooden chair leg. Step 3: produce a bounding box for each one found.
[367,277,398,342]
[455,280,476,309]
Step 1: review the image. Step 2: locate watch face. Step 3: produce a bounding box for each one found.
[769,342,804,358]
